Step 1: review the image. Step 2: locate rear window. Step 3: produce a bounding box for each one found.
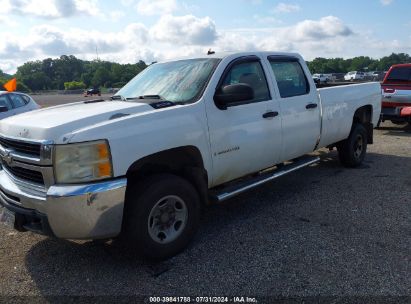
[386,67,411,81]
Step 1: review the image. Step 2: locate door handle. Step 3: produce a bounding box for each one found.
[305,103,318,109]
[262,111,279,119]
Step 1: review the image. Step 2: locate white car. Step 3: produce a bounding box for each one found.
[0,51,381,259]
[344,71,365,81]
[312,73,331,84]
[0,91,40,119]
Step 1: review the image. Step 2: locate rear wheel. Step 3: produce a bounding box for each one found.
[337,123,368,167]
[123,174,201,260]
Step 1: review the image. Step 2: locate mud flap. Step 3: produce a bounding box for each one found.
[365,122,374,144]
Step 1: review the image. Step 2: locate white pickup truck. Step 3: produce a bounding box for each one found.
[0,52,381,259]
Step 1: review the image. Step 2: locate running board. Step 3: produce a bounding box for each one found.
[211,156,320,202]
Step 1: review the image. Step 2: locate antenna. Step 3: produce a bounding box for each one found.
[207,48,215,55]
[96,46,99,60]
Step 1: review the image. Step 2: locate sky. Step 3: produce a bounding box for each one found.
[0,0,410,74]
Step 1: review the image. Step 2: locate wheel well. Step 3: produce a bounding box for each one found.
[353,105,373,144]
[353,105,372,124]
[126,146,209,205]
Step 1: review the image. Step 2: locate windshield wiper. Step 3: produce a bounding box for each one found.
[111,95,127,101]
[116,95,164,101]
[118,94,185,105]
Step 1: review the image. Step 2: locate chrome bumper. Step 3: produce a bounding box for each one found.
[0,169,127,239]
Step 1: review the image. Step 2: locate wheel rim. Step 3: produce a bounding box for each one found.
[353,134,364,159]
[147,195,188,244]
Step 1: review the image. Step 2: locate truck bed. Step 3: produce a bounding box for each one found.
[317,82,382,148]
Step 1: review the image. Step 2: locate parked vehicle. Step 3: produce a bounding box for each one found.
[332,73,346,82]
[370,71,384,81]
[344,71,365,81]
[0,52,381,259]
[0,91,40,120]
[380,64,411,124]
[84,88,101,97]
[312,73,331,84]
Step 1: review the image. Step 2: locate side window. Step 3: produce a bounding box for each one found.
[221,60,270,103]
[0,95,13,110]
[269,60,309,98]
[9,94,27,108]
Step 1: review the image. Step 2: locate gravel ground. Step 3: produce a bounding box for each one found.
[0,95,410,302]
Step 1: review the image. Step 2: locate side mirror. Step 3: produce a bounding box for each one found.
[214,83,254,110]
[0,106,8,113]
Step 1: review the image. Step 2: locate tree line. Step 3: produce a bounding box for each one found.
[1,52,411,93]
[307,53,411,74]
[1,55,148,92]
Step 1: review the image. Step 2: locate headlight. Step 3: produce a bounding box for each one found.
[54,140,113,184]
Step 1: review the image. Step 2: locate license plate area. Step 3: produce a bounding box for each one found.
[0,207,15,228]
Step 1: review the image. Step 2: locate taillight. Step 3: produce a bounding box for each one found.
[383,88,395,93]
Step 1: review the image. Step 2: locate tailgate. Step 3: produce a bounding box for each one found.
[382,85,411,106]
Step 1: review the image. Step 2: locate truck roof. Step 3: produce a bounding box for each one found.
[161,51,302,62]
[387,63,411,69]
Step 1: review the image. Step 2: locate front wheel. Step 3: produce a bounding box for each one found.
[123,174,201,260]
[337,123,368,167]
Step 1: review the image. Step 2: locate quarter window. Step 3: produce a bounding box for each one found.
[21,95,31,104]
[221,60,270,103]
[269,60,309,98]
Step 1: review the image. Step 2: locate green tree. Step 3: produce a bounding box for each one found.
[91,67,110,87]
[64,81,86,90]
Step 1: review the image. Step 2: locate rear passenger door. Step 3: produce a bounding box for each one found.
[266,56,321,161]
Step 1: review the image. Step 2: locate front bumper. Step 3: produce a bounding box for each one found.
[0,169,127,239]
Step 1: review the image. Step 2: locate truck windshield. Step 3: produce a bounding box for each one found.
[116,58,220,104]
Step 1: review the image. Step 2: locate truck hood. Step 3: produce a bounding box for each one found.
[0,100,153,142]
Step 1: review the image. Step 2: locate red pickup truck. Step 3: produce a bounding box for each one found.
[381,64,411,125]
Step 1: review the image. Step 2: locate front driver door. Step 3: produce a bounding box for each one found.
[205,55,283,187]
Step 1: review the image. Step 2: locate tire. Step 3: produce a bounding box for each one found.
[123,174,201,260]
[337,123,368,168]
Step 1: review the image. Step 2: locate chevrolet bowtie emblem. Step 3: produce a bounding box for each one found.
[2,151,13,166]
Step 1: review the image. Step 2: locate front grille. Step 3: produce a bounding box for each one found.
[0,137,41,157]
[2,163,45,186]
